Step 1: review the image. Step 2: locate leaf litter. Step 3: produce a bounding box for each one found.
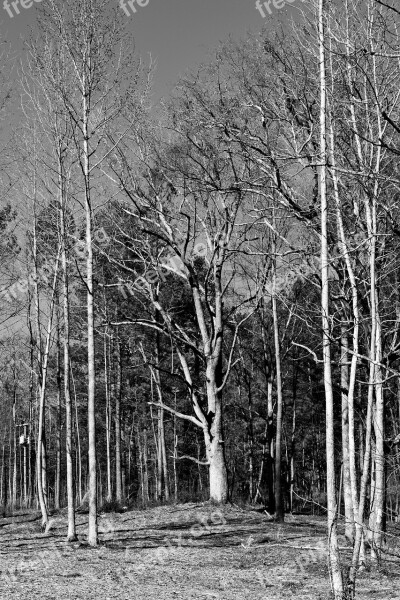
[0,503,399,599]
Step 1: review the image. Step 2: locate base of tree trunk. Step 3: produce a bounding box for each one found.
[209,445,228,503]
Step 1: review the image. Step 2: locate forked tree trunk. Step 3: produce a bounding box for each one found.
[172,321,228,503]
[204,371,228,503]
[330,108,359,539]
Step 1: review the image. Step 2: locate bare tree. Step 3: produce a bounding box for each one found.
[108,114,263,501]
[27,0,149,544]
[318,0,344,595]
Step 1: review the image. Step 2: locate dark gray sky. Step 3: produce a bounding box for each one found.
[0,0,304,100]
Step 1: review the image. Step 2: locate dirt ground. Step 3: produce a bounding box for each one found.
[0,503,399,599]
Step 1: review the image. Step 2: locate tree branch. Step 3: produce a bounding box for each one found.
[148,401,203,428]
[170,454,209,466]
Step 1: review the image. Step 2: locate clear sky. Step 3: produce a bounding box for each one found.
[0,0,305,101]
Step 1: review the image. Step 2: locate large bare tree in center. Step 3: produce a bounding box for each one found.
[108,96,263,501]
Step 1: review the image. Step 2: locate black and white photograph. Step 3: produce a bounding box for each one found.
[0,1,399,598]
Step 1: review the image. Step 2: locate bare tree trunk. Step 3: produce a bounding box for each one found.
[156,405,169,502]
[41,436,48,511]
[8,422,12,508]
[290,365,297,513]
[55,315,61,510]
[150,381,161,502]
[318,1,343,595]
[260,309,275,511]
[115,338,122,503]
[155,401,162,502]
[86,191,97,542]
[12,391,17,510]
[245,376,255,504]
[204,365,228,503]
[71,364,82,506]
[330,128,359,539]
[36,251,60,527]
[82,70,97,546]
[349,365,374,594]
[370,309,385,561]
[272,234,284,522]
[368,7,386,563]
[60,170,77,542]
[32,197,60,525]
[104,332,112,503]
[1,442,5,509]
[137,426,144,505]
[173,397,178,503]
[32,194,46,523]
[254,421,267,506]
[127,419,135,502]
[23,424,27,507]
[27,302,35,508]
[142,424,149,504]
[195,437,203,497]
[152,334,169,502]
[341,326,354,541]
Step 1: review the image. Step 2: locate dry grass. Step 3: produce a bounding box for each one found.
[0,503,399,599]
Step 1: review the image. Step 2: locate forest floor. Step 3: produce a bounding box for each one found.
[0,502,399,599]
